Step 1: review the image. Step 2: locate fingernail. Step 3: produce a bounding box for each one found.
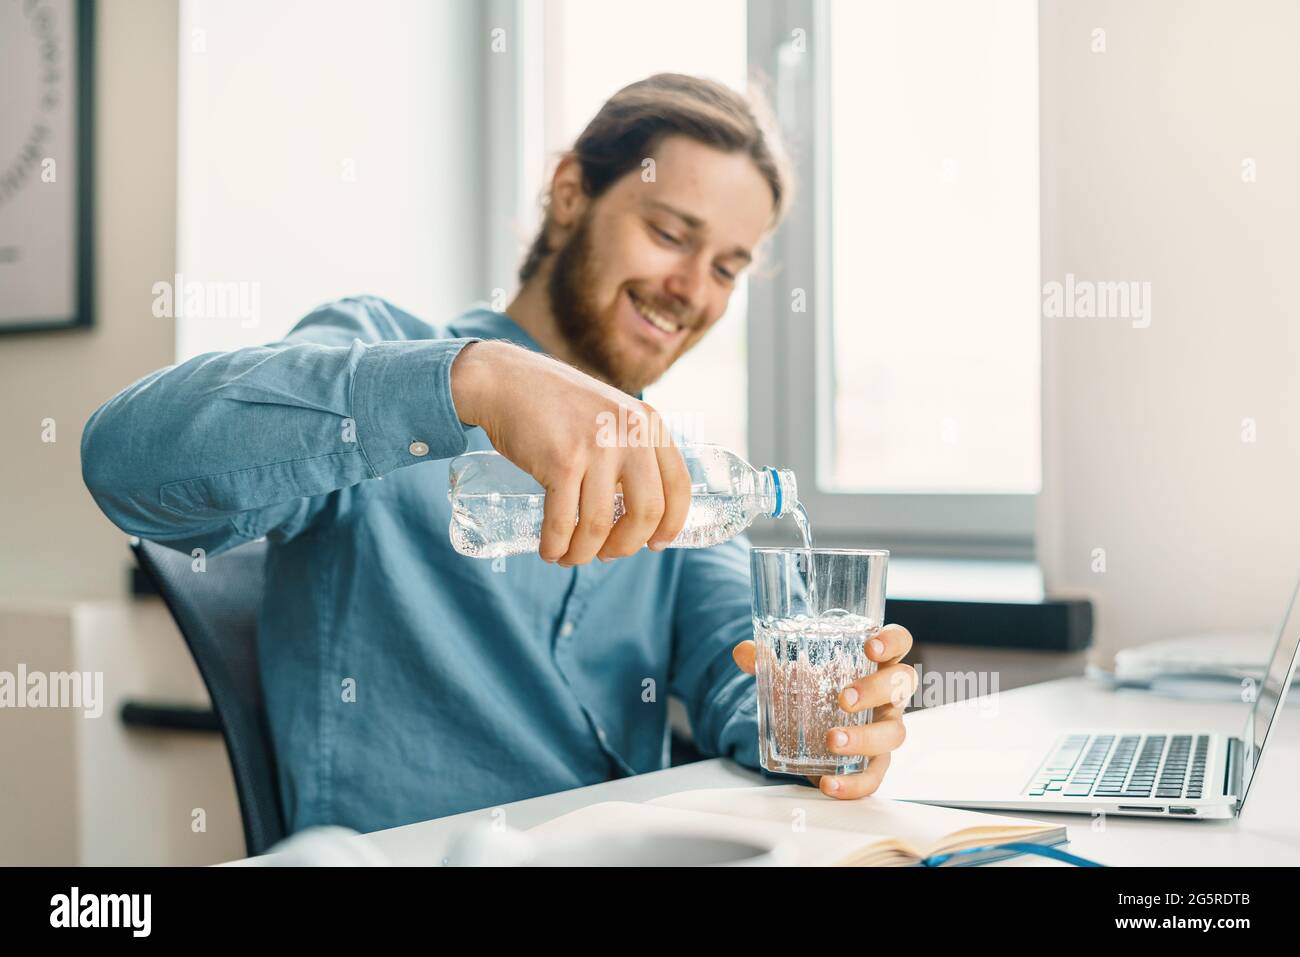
[842,687,858,707]
[831,730,848,748]
[648,541,667,552]
[826,778,840,792]
[870,638,884,656]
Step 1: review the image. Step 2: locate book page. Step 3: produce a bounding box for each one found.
[649,785,1058,854]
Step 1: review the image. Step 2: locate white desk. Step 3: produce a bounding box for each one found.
[872,675,1300,866]
[238,676,1300,866]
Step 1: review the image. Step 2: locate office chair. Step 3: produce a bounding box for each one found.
[130,537,286,857]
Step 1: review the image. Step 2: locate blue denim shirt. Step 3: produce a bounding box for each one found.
[82,296,794,835]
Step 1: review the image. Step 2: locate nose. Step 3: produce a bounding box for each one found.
[662,250,710,316]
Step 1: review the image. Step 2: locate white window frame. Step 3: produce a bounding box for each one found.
[746,0,1038,559]
[479,0,546,299]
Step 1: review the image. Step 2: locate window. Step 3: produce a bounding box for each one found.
[828,0,1040,493]
[746,0,1041,554]
[532,0,751,456]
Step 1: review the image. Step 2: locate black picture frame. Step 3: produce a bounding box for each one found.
[0,0,95,336]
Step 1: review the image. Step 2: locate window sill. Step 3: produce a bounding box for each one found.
[884,558,1090,653]
[886,556,1044,604]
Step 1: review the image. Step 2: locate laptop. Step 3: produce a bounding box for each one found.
[890,574,1300,820]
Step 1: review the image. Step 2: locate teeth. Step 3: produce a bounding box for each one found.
[645,310,678,333]
[630,292,680,333]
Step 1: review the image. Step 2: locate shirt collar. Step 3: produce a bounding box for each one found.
[448,305,546,354]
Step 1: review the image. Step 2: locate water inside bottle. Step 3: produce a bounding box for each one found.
[450,490,776,559]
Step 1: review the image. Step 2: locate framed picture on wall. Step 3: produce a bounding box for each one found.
[0,0,94,335]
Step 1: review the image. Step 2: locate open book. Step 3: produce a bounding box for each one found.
[528,785,1068,866]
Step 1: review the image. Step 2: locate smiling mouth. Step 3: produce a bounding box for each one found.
[627,289,685,336]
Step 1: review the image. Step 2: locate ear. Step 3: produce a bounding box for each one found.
[547,154,588,236]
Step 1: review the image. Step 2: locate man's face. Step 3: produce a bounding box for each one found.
[547,135,775,395]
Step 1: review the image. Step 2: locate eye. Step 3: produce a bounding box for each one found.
[714,264,737,283]
[650,224,683,246]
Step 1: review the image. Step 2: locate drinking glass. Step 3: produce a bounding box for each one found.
[750,547,890,776]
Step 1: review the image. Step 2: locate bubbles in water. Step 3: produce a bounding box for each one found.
[753,611,882,775]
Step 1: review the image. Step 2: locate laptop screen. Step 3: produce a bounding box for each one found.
[1243,574,1300,803]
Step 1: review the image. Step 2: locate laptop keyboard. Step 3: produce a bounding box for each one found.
[1024,733,1210,799]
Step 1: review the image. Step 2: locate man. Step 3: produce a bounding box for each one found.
[82,74,915,835]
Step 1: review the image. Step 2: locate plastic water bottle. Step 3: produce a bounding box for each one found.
[447,445,798,559]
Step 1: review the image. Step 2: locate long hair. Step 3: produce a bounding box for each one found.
[518,73,792,284]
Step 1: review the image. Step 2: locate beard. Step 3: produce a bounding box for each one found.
[547,211,692,396]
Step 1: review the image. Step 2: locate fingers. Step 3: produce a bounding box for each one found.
[873,701,907,723]
[824,715,906,759]
[649,440,691,550]
[598,453,664,560]
[818,752,892,799]
[868,623,913,665]
[732,639,756,674]
[546,403,686,565]
[561,463,618,565]
[810,708,906,800]
[837,662,917,714]
[539,470,581,563]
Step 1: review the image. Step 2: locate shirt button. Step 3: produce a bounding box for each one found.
[408,440,429,457]
[559,621,575,638]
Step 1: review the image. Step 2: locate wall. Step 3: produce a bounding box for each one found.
[0,0,488,864]
[0,0,487,602]
[175,0,485,358]
[1037,0,1300,664]
[0,600,243,865]
[0,0,179,602]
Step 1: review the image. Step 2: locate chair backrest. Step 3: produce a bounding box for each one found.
[130,537,286,856]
